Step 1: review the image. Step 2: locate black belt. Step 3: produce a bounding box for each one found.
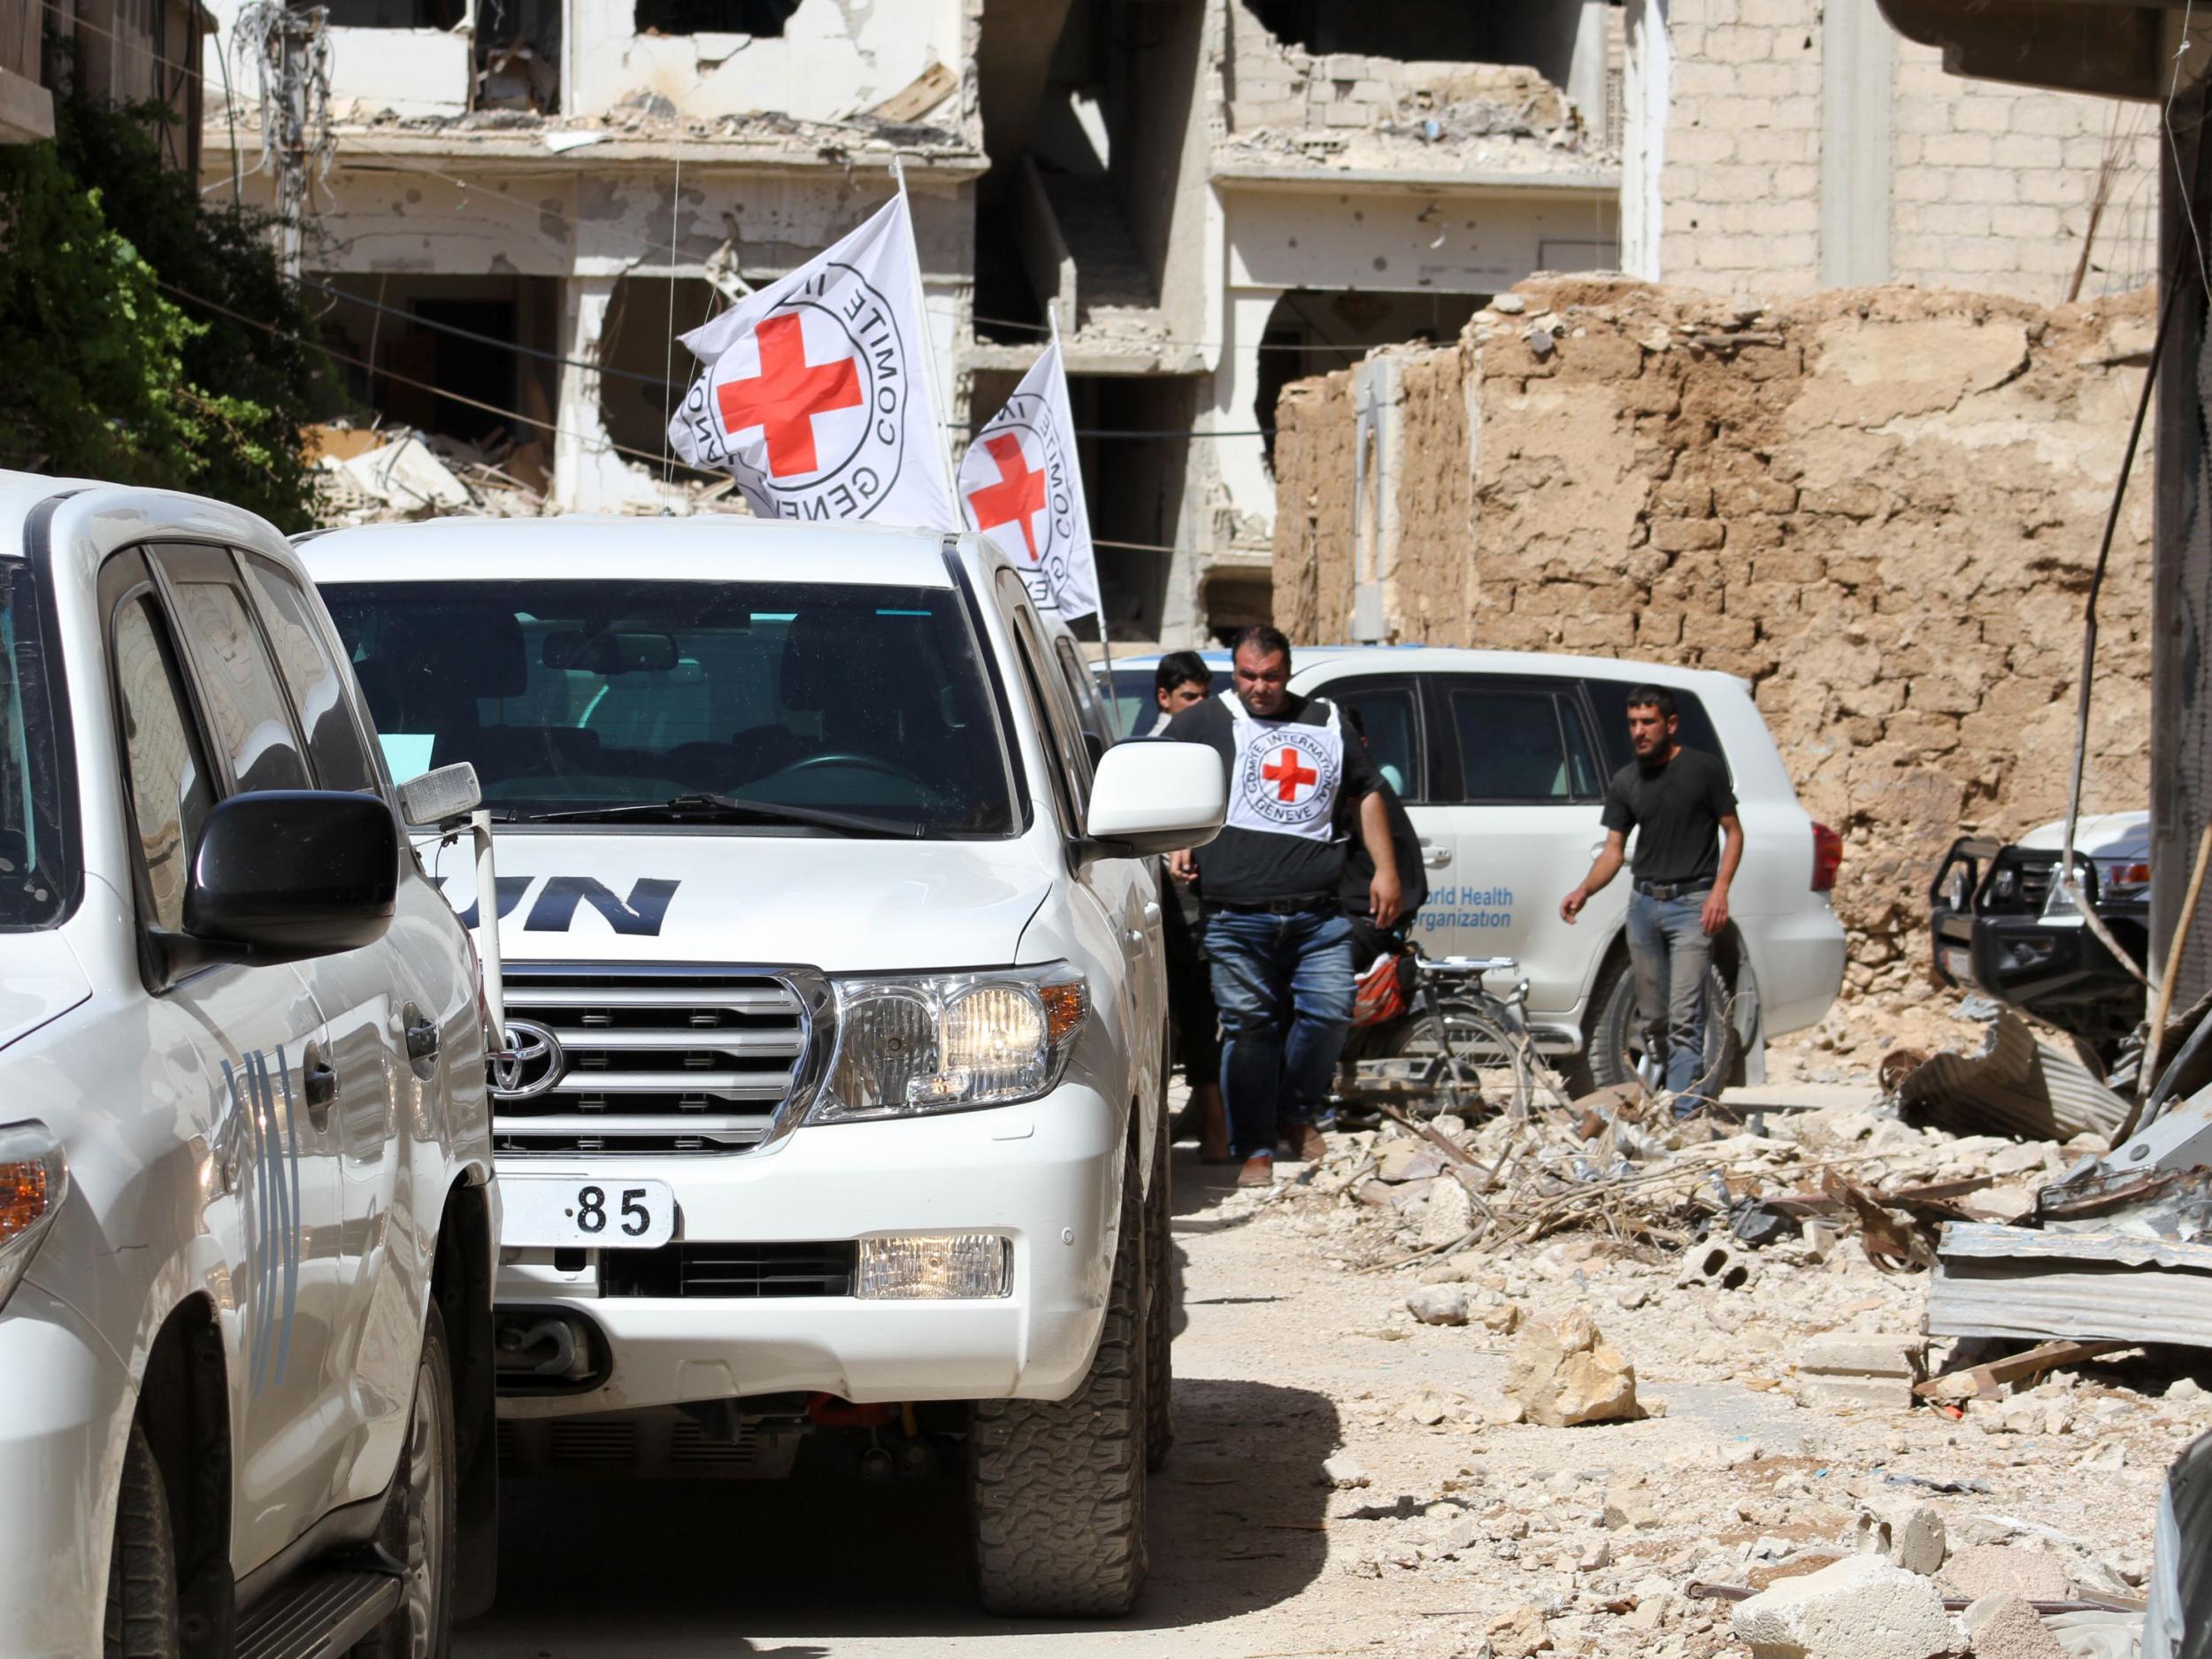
[1634,878,1713,902]
[1204,895,1336,917]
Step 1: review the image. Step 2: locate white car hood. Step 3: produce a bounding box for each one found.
[0,933,93,1054]
[430,830,1054,972]
[2015,810,2150,859]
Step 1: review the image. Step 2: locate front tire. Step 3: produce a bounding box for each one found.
[1564,952,1739,1099]
[970,1141,1148,1617]
[104,1423,180,1659]
[1144,1105,1175,1472]
[354,1304,457,1659]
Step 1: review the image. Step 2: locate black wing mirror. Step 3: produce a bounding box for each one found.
[175,790,399,969]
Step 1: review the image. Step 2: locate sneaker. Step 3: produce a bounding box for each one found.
[1236,1154,1276,1187]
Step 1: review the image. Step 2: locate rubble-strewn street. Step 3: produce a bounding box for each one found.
[456,1054,2185,1659]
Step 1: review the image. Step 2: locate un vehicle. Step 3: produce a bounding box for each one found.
[302,516,1224,1617]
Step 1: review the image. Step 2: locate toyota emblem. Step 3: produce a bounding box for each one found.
[490,1020,565,1100]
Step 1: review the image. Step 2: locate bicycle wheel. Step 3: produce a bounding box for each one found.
[1412,994,1534,1118]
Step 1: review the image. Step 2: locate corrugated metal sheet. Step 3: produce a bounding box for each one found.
[1927,1222,2212,1347]
[1896,1013,2130,1142]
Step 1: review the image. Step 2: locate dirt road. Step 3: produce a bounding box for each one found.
[457,1100,2181,1659]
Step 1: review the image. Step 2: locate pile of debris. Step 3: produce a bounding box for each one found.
[309,422,739,525]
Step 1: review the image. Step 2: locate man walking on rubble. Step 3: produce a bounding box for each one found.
[1558,686,1744,1116]
[1167,626,1402,1186]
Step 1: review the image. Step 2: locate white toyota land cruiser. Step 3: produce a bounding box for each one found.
[301,516,1224,1617]
[0,475,498,1659]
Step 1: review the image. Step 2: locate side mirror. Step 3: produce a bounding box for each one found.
[177,790,399,967]
[1082,740,1225,861]
[398,762,482,827]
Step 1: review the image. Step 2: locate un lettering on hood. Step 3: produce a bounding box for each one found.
[958,339,1100,621]
[668,194,956,531]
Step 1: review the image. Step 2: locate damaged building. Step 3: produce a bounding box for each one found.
[201,0,2153,646]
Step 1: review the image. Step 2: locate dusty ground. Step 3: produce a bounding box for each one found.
[456,1018,2193,1657]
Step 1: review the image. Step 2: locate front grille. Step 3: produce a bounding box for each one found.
[2016,856,2055,911]
[602,1240,858,1299]
[495,964,820,1156]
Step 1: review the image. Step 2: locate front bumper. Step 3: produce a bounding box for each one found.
[0,1285,134,1659]
[494,1079,1125,1419]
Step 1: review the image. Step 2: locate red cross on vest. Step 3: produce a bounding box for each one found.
[715,312,864,479]
[965,432,1046,557]
[1262,745,1318,802]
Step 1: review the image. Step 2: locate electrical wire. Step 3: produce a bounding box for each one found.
[2166,1,2212,306]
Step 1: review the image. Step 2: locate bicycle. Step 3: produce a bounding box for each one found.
[1338,954,1573,1121]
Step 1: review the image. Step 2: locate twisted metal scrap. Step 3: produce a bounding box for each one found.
[233,3,336,208]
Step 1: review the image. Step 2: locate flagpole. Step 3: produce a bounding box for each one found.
[1046,306,1117,727]
[890,151,963,516]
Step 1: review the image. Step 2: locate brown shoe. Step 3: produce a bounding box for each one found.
[1290,1123,1328,1163]
[1236,1155,1275,1187]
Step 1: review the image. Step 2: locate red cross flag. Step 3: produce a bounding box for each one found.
[957,339,1100,620]
[667,193,956,530]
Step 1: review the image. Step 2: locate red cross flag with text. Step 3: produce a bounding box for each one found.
[667,194,956,530]
[957,339,1101,620]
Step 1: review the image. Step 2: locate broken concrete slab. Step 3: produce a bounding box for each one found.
[1855,1497,1947,1576]
[1961,1592,2068,1659]
[1940,1543,2073,1603]
[1732,1554,1962,1659]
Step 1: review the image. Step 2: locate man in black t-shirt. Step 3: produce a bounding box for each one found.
[1166,626,1402,1185]
[1558,685,1744,1112]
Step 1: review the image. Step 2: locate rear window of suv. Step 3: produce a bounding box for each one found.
[1583,679,1729,778]
[321,579,1018,838]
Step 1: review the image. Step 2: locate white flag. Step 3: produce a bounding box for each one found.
[668,194,956,529]
[957,340,1100,620]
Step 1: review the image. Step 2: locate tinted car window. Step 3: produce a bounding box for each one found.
[1450,688,1596,803]
[1330,683,1423,802]
[0,565,73,930]
[1109,664,1229,738]
[1584,678,1728,776]
[322,579,1016,838]
[241,557,380,793]
[169,580,311,795]
[113,596,216,933]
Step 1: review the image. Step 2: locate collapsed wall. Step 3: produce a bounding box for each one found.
[1272,279,2154,999]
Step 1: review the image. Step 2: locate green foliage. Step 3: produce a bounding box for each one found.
[0,95,328,529]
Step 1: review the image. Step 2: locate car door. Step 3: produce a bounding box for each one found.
[1424,673,1612,1018]
[101,548,346,1573]
[234,549,432,1504]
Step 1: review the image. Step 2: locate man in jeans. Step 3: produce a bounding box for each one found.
[1558,686,1744,1114]
[1166,626,1402,1185]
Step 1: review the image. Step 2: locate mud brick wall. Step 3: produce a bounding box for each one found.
[1271,279,2154,998]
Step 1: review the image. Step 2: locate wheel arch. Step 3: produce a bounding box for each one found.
[134,1293,233,1658]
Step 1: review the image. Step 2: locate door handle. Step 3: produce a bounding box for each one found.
[1142,901,1162,923]
[302,1045,337,1129]
[405,1012,441,1064]
[1422,846,1453,868]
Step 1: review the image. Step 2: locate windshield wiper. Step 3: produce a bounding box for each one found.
[514,793,922,837]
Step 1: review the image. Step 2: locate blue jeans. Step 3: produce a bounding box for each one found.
[1202,908,1356,1161]
[1626,887,1717,1109]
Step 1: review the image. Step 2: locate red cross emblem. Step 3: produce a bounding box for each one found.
[1262,746,1318,803]
[715,312,864,479]
[965,432,1047,558]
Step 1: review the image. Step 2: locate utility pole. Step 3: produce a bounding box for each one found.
[234,3,332,280]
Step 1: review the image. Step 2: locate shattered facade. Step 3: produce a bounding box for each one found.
[1270,279,2154,1002]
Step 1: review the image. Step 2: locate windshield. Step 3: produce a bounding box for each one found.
[1,565,74,930]
[319,579,1017,837]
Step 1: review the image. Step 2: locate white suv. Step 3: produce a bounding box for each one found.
[299,517,1223,1617]
[1109,648,1846,1090]
[0,476,497,1658]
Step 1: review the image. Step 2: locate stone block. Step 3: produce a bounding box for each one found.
[1406,1285,1470,1326]
[1798,1377,1914,1411]
[1504,1311,1640,1427]
[1855,1498,1947,1576]
[1799,1332,1924,1379]
[1732,1554,1962,1659]
[1652,517,1728,552]
[1959,1593,2066,1659]
[1940,1544,2071,1603]
[1418,1173,1477,1245]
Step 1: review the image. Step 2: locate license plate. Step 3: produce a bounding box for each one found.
[1941,947,1973,980]
[502,1176,675,1249]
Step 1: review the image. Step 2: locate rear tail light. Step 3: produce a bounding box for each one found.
[1812,823,1843,893]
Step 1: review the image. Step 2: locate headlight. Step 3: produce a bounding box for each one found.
[0,1121,68,1315]
[809,964,1089,1123]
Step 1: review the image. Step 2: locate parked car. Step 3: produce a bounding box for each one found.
[300,516,1225,1617]
[0,473,499,1658]
[1929,810,2151,1066]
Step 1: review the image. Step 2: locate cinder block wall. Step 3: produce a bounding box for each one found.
[1272,280,2154,998]
[1659,0,2157,300]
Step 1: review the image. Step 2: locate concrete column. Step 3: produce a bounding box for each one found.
[1819,0,1894,286]
[1566,0,1610,136]
[1210,286,1284,526]
[553,274,673,514]
[1619,0,1671,281]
